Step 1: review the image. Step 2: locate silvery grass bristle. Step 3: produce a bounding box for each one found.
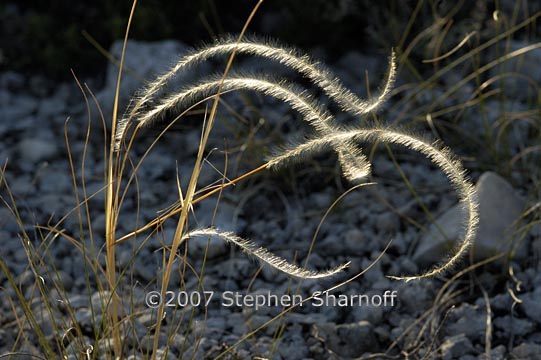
[114,36,478,281]
[183,229,349,279]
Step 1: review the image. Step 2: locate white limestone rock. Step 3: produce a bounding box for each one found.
[413,172,527,268]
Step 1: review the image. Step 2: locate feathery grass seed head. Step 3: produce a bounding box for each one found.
[115,36,477,282]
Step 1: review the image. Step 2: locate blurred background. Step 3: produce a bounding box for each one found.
[4,0,538,80]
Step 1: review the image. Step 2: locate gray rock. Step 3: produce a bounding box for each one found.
[3,95,38,121]
[96,39,189,123]
[349,302,383,324]
[511,343,541,360]
[321,234,346,256]
[0,208,20,233]
[484,345,506,360]
[51,270,74,290]
[440,334,474,360]
[490,40,541,101]
[376,212,400,233]
[188,231,229,260]
[520,288,541,325]
[343,228,366,254]
[96,337,116,356]
[414,172,526,267]
[445,303,487,342]
[38,95,67,119]
[187,201,240,259]
[195,201,239,233]
[65,294,89,309]
[29,75,51,97]
[38,167,72,194]
[168,333,187,351]
[490,293,513,312]
[277,330,309,359]
[398,257,418,274]
[9,174,34,196]
[0,71,25,92]
[90,291,113,312]
[125,355,144,360]
[287,312,329,326]
[124,320,148,348]
[17,137,59,164]
[153,348,177,360]
[227,312,248,335]
[399,282,434,316]
[33,307,59,342]
[16,270,36,288]
[75,308,101,334]
[248,314,276,336]
[493,315,535,337]
[315,321,378,358]
[360,258,384,283]
[182,129,203,155]
[30,193,72,218]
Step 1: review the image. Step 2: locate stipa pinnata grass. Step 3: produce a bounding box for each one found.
[114,36,478,282]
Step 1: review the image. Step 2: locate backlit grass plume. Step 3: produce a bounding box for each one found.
[115,36,478,282]
[183,228,350,279]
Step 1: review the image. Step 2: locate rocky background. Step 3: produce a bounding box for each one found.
[1,1,541,359]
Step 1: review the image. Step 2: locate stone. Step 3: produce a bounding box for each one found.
[52,270,74,290]
[227,312,248,335]
[520,288,541,325]
[38,167,72,194]
[490,293,513,312]
[17,137,59,164]
[187,232,229,260]
[95,39,190,124]
[487,345,507,360]
[277,331,309,359]
[349,302,383,324]
[315,321,378,358]
[38,96,67,119]
[75,308,101,334]
[414,172,527,268]
[490,40,541,101]
[444,303,487,343]
[153,348,177,360]
[124,320,148,348]
[0,71,25,92]
[440,334,474,360]
[511,343,541,360]
[376,212,400,233]
[399,282,434,316]
[3,95,37,121]
[33,307,59,342]
[493,315,535,337]
[0,208,20,233]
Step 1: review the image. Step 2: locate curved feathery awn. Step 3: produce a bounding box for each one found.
[124,75,371,181]
[115,37,478,281]
[121,35,396,124]
[183,229,350,279]
[267,128,479,281]
[115,36,397,176]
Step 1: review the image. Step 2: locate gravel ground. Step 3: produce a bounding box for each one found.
[1,30,540,360]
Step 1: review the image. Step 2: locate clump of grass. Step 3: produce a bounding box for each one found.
[9,2,529,359]
[102,3,480,356]
[114,37,478,282]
